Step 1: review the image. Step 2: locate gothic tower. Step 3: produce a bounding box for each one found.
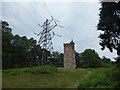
[63,40,76,68]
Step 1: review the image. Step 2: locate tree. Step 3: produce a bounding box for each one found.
[75,52,81,67]
[2,21,13,68]
[1,20,12,35]
[30,45,42,66]
[97,2,120,63]
[102,56,111,63]
[77,49,102,68]
[50,52,63,67]
[2,20,43,68]
[11,35,38,68]
[100,56,115,67]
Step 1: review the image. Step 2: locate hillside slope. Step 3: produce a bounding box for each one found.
[2,67,91,88]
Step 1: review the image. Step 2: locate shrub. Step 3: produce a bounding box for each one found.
[78,68,120,88]
[24,65,57,74]
[3,65,57,75]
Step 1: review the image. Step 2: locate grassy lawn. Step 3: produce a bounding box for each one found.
[2,67,91,88]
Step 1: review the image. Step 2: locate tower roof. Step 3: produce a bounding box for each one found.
[70,39,74,44]
[63,39,75,46]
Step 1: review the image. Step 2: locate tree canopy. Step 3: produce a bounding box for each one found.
[76,49,102,68]
[2,21,43,68]
[97,2,120,58]
[76,49,116,68]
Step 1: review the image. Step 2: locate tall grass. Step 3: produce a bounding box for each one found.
[78,67,120,88]
[3,65,57,75]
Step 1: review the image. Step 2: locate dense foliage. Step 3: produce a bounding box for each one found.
[50,52,63,67]
[76,49,101,68]
[97,2,120,65]
[2,20,64,69]
[76,49,114,68]
[2,21,47,69]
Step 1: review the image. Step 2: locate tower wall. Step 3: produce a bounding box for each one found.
[64,41,76,68]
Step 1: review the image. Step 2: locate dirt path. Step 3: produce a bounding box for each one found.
[67,69,92,88]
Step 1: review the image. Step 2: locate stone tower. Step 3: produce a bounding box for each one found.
[64,40,76,68]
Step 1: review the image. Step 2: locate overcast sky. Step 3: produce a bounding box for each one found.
[1,1,117,61]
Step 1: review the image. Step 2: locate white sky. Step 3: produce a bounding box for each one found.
[1,1,117,61]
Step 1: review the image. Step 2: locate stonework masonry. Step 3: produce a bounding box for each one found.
[64,40,76,68]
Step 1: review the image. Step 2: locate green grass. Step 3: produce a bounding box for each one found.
[78,67,120,88]
[3,66,119,88]
[0,69,2,89]
[2,66,90,88]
